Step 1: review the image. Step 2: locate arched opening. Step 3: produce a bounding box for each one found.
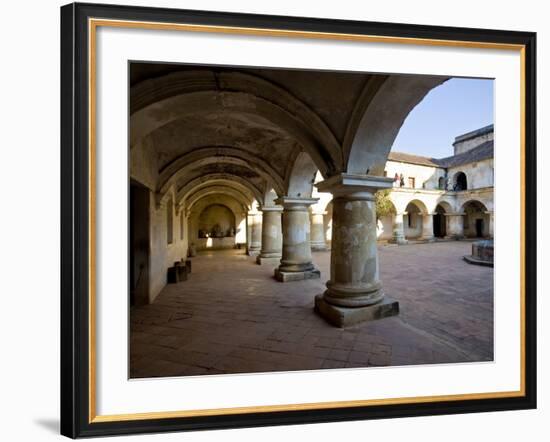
[196,204,237,250]
[404,200,427,240]
[454,172,468,191]
[438,176,446,190]
[461,200,489,238]
[433,203,449,238]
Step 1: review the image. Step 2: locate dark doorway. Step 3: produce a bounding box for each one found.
[433,204,447,238]
[454,172,467,191]
[433,213,444,237]
[130,181,151,306]
[475,219,484,238]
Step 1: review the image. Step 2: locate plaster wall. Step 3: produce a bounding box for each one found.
[148,194,189,303]
[130,137,158,190]
[448,158,494,190]
[385,160,446,190]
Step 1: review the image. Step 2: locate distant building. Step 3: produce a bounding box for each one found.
[311,125,494,248]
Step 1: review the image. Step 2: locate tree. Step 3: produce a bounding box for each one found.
[375,189,396,219]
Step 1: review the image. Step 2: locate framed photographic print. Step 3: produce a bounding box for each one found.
[60,2,537,438]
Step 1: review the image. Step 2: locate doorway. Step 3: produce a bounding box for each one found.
[130,181,151,306]
[475,219,484,238]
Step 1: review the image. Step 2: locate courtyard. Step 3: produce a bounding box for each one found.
[130,241,493,378]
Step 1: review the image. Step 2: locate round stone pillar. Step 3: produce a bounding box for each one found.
[256,206,283,265]
[420,213,435,241]
[247,212,262,256]
[314,174,399,327]
[389,212,407,245]
[310,210,328,251]
[274,197,320,282]
[445,213,465,239]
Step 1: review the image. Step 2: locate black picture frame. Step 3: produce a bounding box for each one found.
[60,2,537,438]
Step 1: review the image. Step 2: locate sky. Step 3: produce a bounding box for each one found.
[391,78,494,159]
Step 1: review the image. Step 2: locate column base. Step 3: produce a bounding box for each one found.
[256,256,281,266]
[314,294,399,328]
[274,268,320,282]
[311,245,328,251]
[418,236,435,242]
[444,234,464,240]
[247,248,261,257]
[389,237,408,245]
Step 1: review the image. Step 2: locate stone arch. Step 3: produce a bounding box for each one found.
[404,199,429,239]
[186,186,252,213]
[406,199,429,214]
[286,151,319,198]
[176,174,264,208]
[198,204,236,237]
[344,75,448,175]
[158,147,285,197]
[188,194,248,249]
[460,200,490,238]
[263,188,279,207]
[453,171,468,191]
[130,71,342,175]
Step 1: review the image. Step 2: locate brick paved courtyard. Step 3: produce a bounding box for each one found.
[130,241,493,378]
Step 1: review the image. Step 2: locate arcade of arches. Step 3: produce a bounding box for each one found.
[130,63,494,376]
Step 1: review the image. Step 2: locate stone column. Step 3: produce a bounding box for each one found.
[445,213,464,239]
[485,211,494,238]
[389,212,407,245]
[246,211,262,256]
[256,206,283,265]
[313,174,399,327]
[419,213,435,241]
[310,210,328,251]
[274,197,320,282]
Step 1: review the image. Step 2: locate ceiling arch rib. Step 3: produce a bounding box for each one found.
[285,151,319,198]
[185,186,252,213]
[176,174,264,209]
[130,70,343,175]
[158,147,285,197]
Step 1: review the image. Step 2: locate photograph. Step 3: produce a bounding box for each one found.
[129,62,496,378]
[57,2,537,437]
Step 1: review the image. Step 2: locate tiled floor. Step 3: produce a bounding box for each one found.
[130,241,493,378]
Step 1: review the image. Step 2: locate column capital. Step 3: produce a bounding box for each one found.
[274,196,319,208]
[260,205,284,213]
[315,173,393,199]
[311,210,328,216]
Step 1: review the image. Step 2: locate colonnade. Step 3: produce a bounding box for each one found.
[390,210,493,242]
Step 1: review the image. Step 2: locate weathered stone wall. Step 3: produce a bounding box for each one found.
[149,194,188,303]
[448,158,494,191]
[130,137,158,190]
